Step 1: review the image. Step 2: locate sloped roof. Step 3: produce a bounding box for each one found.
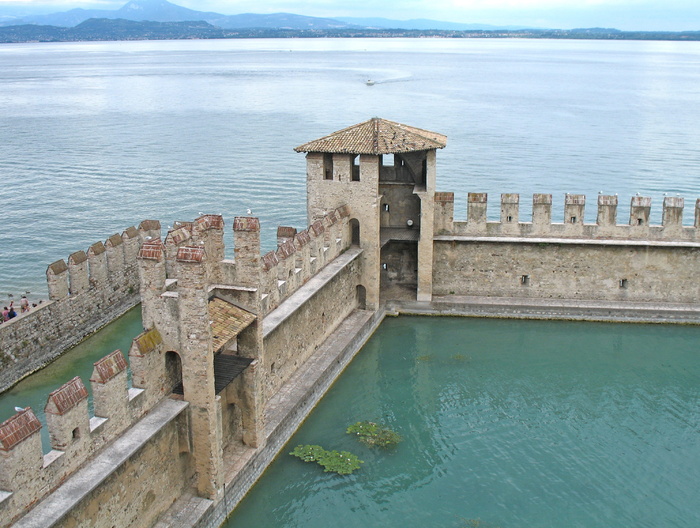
[209,298,256,353]
[294,118,447,155]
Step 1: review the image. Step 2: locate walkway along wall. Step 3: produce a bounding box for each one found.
[0,221,161,394]
[432,193,700,303]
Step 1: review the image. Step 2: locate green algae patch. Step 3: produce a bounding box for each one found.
[289,445,363,475]
[346,421,402,448]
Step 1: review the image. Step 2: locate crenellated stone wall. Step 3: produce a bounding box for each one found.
[0,221,161,394]
[0,336,193,528]
[432,193,700,303]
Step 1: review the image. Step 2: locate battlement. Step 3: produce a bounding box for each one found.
[0,220,162,395]
[47,220,160,301]
[436,193,700,242]
[138,209,352,334]
[0,339,167,526]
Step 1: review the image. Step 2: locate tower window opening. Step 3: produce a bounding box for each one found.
[619,279,628,289]
[570,216,577,224]
[72,427,81,440]
[520,275,530,286]
[637,218,643,226]
[323,153,333,181]
[507,215,513,222]
[352,155,360,181]
[384,204,390,212]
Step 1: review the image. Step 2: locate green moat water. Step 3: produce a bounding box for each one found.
[0,306,143,449]
[225,316,700,528]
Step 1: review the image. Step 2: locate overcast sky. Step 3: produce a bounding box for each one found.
[0,0,698,31]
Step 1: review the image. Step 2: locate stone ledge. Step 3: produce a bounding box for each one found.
[262,247,363,338]
[391,295,700,324]
[435,235,700,248]
[13,399,189,528]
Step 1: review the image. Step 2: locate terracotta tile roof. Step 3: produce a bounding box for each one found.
[277,226,297,238]
[48,259,68,276]
[0,407,41,451]
[435,192,454,203]
[176,246,205,263]
[325,211,339,225]
[295,230,311,247]
[69,250,88,265]
[106,233,123,247]
[310,220,325,236]
[138,238,164,260]
[133,328,163,356]
[598,195,618,206]
[139,219,161,231]
[262,251,279,271]
[209,298,256,353]
[565,194,586,205]
[336,205,350,218]
[631,196,652,207]
[122,226,139,239]
[45,377,88,416]
[233,217,260,232]
[468,192,488,203]
[195,214,224,230]
[294,118,447,155]
[664,196,684,208]
[90,350,128,384]
[89,241,106,256]
[166,226,192,246]
[277,240,296,260]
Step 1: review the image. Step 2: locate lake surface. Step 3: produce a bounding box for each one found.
[226,316,700,528]
[2,38,700,300]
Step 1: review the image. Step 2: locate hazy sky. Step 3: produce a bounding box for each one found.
[0,0,698,31]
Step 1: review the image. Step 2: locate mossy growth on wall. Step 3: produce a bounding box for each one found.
[346,421,402,448]
[289,444,363,475]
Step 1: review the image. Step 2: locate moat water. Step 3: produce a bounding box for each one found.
[0,306,142,447]
[2,38,700,300]
[225,316,700,528]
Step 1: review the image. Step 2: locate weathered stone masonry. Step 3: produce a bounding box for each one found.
[0,221,161,393]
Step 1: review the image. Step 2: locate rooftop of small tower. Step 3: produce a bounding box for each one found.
[294,118,447,155]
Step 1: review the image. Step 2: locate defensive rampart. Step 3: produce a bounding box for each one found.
[0,221,161,393]
[0,338,193,528]
[432,193,700,303]
[1,206,366,527]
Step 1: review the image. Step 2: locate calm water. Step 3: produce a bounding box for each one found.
[2,38,700,301]
[226,316,700,528]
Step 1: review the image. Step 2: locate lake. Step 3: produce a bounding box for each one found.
[1,38,700,301]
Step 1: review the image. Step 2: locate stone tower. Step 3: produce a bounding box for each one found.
[295,118,447,305]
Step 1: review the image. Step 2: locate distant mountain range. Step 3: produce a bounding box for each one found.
[0,0,529,30]
[1,0,698,43]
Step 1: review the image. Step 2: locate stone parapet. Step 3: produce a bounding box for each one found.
[447,193,700,241]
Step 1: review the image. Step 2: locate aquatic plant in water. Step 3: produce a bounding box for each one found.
[346,421,402,448]
[289,445,363,475]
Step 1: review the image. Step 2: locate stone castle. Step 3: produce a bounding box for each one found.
[1,118,699,527]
